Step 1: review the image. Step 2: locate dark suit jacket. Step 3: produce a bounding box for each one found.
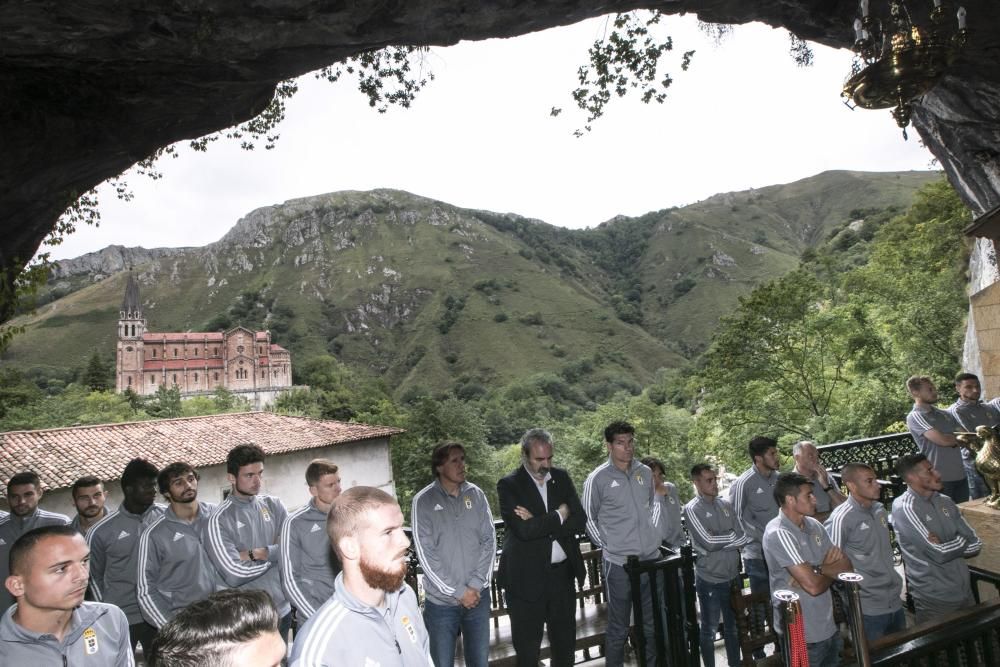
[496,466,586,602]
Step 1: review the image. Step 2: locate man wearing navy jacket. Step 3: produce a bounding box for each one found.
[497,428,586,667]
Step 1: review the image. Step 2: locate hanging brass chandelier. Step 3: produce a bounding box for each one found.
[842,0,969,138]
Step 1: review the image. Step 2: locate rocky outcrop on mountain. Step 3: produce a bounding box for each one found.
[51,246,189,280]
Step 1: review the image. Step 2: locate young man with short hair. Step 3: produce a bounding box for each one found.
[763,472,852,667]
[0,471,70,615]
[137,462,219,628]
[280,458,343,622]
[946,372,996,499]
[0,525,133,665]
[290,486,432,666]
[825,463,905,642]
[146,589,285,667]
[905,375,969,503]
[203,444,291,636]
[87,458,163,655]
[684,463,748,667]
[583,421,661,667]
[892,453,982,624]
[69,476,110,536]
[412,442,495,667]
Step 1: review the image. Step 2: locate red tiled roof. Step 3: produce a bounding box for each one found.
[143,333,225,342]
[255,332,268,340]
[143,359,225,371]
[271,344,288,353]
[0,413,404,494]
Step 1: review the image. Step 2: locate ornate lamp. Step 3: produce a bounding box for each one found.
[842,0,969,138]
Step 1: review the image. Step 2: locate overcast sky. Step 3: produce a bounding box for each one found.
[52,14,936,261]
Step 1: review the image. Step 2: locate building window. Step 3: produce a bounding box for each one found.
[214,372,219,381]
[261,370,265,378]
[152,348,157,358]
[214,348,218,356]
[194,349,199,357]
[130,324,135,337]
[127,376,132,386]
[194,373,199,382]
[173,374,177,384]
[150,375,155,385]
[174,348,178,357]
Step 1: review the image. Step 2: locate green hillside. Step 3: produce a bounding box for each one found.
[3,170,940,395]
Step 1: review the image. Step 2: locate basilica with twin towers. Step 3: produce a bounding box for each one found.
[114,273,293,401]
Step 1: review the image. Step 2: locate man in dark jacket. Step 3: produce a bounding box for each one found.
[497,428,586,667]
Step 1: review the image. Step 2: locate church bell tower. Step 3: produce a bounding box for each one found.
[116,272,146,392]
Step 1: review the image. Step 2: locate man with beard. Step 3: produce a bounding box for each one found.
[289,486,431,666]
[412,443,495,667]
[905,375,969,503]
[946,372,996,500]
[496,429,586,667]
[280,459,343,624]
[69,476,110,536]
[0,471,71,615]
[204,444,291,637]
[0,525,133,665]
[87,458,163,656]
[729,436,780,659]
[137,462,219,628]
[892,453,981,624]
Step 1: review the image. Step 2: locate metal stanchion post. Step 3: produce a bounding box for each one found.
[774,589,806,666]
[838,572,871,667]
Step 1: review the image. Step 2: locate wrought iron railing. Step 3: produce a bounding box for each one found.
[817,432,917,505]
[870,600,1000,666]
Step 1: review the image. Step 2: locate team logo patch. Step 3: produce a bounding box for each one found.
[610,480,620,488]
[723,509,730,517]
[814,534,822,546]
[117,530,130,540]
[83,627,99,655]
[464,496,472,510]
[402,615,419,644]
[173,532,184,542]
[260,506,272,522]
[925,514,933,522]
[433,504,444,511]
[636,474,644,485]
[668,496,675,504]
[756,487,764,494]
[310,523,321,533]
[706,512,713,518]
[880,516,888,528]
[236,520,246,530]
[860,522,870,531]
[942,507,950,517]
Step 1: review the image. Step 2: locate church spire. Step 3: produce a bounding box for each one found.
[121,271,141,317]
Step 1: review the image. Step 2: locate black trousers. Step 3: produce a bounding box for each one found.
[129,620,157,657]
[506,561,577,667]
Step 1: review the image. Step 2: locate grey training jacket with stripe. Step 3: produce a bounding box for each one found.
[683,495,748,584]
[137,501,220,627]
[202,493,290,616]
[280,499,341,620]
[0,601,134,666]
[583,458,661,566]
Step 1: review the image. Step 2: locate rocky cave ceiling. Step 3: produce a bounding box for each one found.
[2,0,999,319]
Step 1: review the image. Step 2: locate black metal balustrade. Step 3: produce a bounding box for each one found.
[817,432,916,506]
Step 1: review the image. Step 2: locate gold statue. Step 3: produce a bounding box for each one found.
[956,425,1000,509]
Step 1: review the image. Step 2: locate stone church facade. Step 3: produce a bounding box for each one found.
[115,273,293,401]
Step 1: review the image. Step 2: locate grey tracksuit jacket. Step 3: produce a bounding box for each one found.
[583,458,661,565]
[683,495,748,584]
[825,496,902,615]
[0,508,70,614]
[411,480,496,606]
[654,482,686,549]
[289,573,433,666]
[137,501,220,628]
[892,488,981,609]
[202,493,290,616]
[729,466,779,561]
[86,504,165,624]
[280,499,341,620]
[0,601,134,665]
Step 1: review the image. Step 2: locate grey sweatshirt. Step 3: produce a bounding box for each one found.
[825,495,902,615]
[583,458,661,566]
[0,601,134,666]
[683,495,748,584]
[0,509,70,614]
[86,504,164,624]
[891,488,981,607]
[729,465,779,561]
[411,480,496,606]
[202,493,290,616]
[653,482,686,549]
[280,499,341,620]
[137,501,219,628]
[289,573,432,666]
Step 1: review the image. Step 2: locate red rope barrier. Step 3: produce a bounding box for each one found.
[786,600,810,667]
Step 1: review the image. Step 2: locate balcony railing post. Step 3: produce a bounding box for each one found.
[838,572,871,667]
[774,589,805,666]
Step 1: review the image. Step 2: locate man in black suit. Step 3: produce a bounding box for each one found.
[497,428,587,667]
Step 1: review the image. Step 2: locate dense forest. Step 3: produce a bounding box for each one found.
[0,179,971,516]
